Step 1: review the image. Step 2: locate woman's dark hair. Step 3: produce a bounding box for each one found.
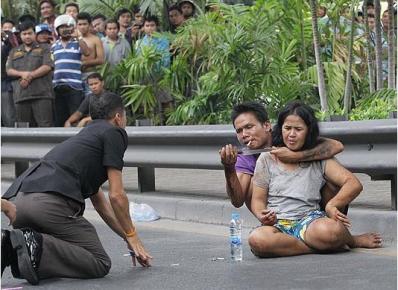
[272,101,319,150]
[90,92,124,120]
[231,101,269,127]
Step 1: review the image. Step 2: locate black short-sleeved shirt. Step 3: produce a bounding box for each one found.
[3,120,128,204]
[77,91,109,116]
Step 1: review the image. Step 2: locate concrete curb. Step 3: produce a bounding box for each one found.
[2,180,396,245]
[130,191,397,246]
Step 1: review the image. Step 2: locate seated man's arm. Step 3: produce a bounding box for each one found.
[77,116,92,127]
[90,188,125,238]
[271,137,344,163]
[1,199,16,225]
[107,167,152,267]
[323,158,363,227]
[64,111,83,127]
[220,145,250,208]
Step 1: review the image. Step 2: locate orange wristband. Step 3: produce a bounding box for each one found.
[125,228,136,238]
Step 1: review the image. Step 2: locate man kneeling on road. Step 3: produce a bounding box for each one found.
[219,101,344,212]
[2,92,152,285]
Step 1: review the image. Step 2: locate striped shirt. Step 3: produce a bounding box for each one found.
[51,39,83,91]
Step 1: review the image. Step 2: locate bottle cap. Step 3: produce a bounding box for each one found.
[231,213,240,219]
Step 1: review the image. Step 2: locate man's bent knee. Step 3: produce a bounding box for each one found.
[92,258,111,278]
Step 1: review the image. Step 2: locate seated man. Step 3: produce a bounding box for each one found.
[64,72,106,127]
[249,101,381,257]
[2,92,152,285]
[219,101,343,212]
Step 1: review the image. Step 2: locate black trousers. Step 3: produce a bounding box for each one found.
[54,85,83,127]
[12,192,111,279]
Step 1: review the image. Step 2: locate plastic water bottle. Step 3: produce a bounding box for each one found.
[229,213,242,261]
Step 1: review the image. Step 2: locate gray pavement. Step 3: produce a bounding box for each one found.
[1,211,397,290]
[1,163,397,289]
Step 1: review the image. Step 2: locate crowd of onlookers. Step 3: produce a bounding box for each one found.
[1,0,197,128]
[1,0,396,128]
[317,2,397,79]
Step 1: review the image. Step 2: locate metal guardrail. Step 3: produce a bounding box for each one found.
[1,119,397,209]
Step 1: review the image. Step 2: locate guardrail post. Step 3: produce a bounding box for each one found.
[391,175,397,210]
[14,122,30,177]
[136,119,155,192]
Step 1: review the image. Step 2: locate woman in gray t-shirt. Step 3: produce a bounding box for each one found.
[249,101,382,258]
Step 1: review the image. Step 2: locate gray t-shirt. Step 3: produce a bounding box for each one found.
[253,153,326,220]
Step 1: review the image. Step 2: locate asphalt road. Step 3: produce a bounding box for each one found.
[2,209,396,290]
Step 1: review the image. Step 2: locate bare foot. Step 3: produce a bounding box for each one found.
[352,233,382,248]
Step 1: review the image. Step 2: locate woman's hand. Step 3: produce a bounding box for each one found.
[325,203,351,228]
[257,209,277,226]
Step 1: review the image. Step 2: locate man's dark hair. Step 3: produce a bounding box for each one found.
[144,15,159,26]
[116,8,132,20]
[18,21,36,33]
[92,14,106,22]
[18,14,36,25]
[64,2,80,13]
[362,1,374,12]
[368,13,375,18]
[132,5,141,14]
[77,12,92,24]
[2,19,15,26]
[104,19,120,30]
[90,92,124,120]
[39,0,56,8]
[87,72,103,82]
[169,5,183,14]
[231,101,269,127]
[272,101,319,150]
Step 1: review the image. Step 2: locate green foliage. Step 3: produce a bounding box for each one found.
[164,0,317,124]
[350,89,397,120]
[102,0,394,125]
[76,0,140,18]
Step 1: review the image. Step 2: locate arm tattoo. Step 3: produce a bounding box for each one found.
[302,141,332,161]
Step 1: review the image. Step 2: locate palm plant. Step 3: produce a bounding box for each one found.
[387,0,396,89]
[309,0,328,114]
[363,5,376,93]
[76,0,140,18]
[343,1,357,115]
[374,0,383,90]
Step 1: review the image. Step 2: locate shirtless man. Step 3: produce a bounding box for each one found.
[76,12,104,96]
[219,101,344,213]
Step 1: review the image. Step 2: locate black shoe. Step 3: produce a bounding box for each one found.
[1,229,20,278]
[10,229,42,285]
